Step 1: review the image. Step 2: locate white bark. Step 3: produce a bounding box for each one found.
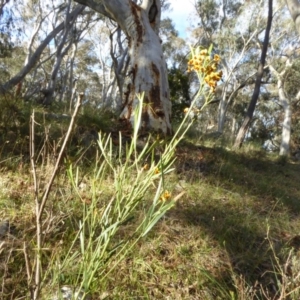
[269,62,292,156]
[217,28,258,133]
[217,85,228,133]
[74,0,172,135]
[119,9,171,134]
[279,92,291,156]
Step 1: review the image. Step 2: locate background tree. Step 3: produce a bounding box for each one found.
[0,0,300,153]
[188,0,268,138]
[234,0,273,148]
[0,4,86,95]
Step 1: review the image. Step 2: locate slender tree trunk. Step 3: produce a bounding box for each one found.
[280,95,291,156]
[269,62,293,156]
[74,0,172,135]
[43,0,75,105]
[233,0,273,148]
[217,87,227,133]
[63,43,77,104]
[216,29,257,134]
[231,116,236,139]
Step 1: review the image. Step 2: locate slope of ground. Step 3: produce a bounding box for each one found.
[1,136,300,299]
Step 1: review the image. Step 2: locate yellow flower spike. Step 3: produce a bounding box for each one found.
[197,55,204,61]
[187,45,222,91]
[183,107,189,113]
[207,80,214,87]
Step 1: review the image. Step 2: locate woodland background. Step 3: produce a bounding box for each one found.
[1,1,300,299]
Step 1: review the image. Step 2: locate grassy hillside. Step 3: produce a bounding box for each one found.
[1,129,300,299]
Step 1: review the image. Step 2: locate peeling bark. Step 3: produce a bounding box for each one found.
[74,0,172,135]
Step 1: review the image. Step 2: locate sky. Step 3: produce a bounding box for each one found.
[164,0,196,38]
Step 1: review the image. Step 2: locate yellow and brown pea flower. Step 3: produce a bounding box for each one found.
[187,47,223,93]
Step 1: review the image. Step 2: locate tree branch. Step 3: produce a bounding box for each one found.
[73,0,113,19]
[286,0,300,34]
[0,5,85,94]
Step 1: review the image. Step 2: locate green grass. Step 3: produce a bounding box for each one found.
[1,91,300,300]
[1,136,300,299]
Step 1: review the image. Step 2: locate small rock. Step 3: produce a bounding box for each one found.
[294,151,300,161]
[0,220,9,239]
[0,220,17,239]
[52,286,91,300]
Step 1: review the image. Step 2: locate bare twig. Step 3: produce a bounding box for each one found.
[38,92,84,219]
[30,111,40,299]
[23,241,34,299]
[30,111,40,203]
[31,93,84,300]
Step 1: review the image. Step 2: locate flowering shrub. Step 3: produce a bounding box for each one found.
[183,45,223,119]
[187,46,222,93]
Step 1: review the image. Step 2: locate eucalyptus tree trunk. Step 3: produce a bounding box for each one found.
[74,0,172,135]
[286,0,300,34]
[61,43,78,104]
[234,0,273,149]
[109,26,130,112]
